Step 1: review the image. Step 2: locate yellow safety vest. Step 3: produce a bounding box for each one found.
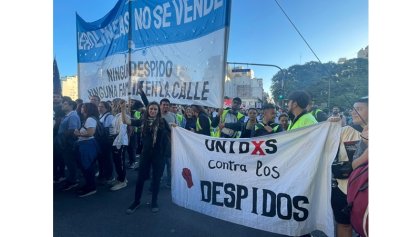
[133,111,142,133]
[288,113,318,130]
[255,122,280,133]
[196,115,212,135]
[213,109,245,138]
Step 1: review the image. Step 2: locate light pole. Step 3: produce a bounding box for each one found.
[328,76,331,113]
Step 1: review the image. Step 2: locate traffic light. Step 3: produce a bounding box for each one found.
[278,95,284,100]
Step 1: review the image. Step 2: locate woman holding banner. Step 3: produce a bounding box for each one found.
[120,101,171,214]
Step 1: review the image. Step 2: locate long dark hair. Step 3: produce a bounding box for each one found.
[141,102,162,131]
[191,104,208,116]
[99,101,112,113]
[82,102,99,122]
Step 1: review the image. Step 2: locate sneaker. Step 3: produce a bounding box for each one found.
[78,188,97,197]
[62,181,79,191]
[151,205,159,213]
[128,162,139,169]
[106,178,116,186]
[110,180,128,191]
[126,202,140,215]
[54,177,66,184]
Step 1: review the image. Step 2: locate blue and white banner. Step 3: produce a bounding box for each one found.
[77,0,231,108]
[172,122,341,236]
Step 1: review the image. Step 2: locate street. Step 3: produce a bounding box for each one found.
[54,167,328,237]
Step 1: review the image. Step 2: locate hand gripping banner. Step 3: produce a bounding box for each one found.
[172,122,341,236]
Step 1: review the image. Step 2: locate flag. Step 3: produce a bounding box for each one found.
[76,0,231,108]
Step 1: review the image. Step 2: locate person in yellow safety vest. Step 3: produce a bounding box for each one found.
[191,104,211,136]
[251,104,283,137]
[307,100,328,122]
[212,97,245,138]
[171,103,186,128]
[287,90,318,131]
[128,99,144,169]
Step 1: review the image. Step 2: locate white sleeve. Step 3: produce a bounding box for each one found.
[85,117,97,128]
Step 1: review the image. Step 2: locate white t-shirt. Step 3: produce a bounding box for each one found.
[78,117,97,141]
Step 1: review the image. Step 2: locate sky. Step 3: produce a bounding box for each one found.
[53,0,368,96]
[7,1,420,236]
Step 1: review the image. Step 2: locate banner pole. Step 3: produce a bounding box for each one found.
[221,0,232,109]
[75,12,81,100]
[127,0,133,103]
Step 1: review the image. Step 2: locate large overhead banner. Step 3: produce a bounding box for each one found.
[76,0,130,101]
[76,0,231,108]
[172,122,341,237]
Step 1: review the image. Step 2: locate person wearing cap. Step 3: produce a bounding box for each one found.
[287,91,318,130]
[212,97,245,138]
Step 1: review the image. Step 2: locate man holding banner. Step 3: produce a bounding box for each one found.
[74,0,342,235]
[212,97,245,138]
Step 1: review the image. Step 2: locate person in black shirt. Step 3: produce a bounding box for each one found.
[121,101,171,214]
[191,104,211,136]
[252,104,283,137]
[241,108,258,138]
[184,106,197,132]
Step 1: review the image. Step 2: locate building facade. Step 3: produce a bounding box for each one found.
[61,75,78,100]
[357,46,369,59]
[225,67,264,108]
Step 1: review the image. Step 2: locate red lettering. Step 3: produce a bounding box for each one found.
[251,141,265,155]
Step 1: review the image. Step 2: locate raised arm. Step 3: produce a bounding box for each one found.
[139,87,149,107]
[120,100,131,125]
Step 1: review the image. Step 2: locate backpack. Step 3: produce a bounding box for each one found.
[83,116,109,151]
[347,162,368,237]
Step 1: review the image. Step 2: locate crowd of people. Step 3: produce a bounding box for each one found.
[53,89,368,237]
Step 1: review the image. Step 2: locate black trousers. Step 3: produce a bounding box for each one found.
[112,145,127,182]
[133,150,165,206]
[97,142,114,180]
[127,132,138,164]
[53,141,65,179]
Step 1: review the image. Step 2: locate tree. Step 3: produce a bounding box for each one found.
[271,58,368,109]
[53,58,62,95]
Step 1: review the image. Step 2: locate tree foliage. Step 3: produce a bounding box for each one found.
[271,58,368,109]
[53,58,62,95]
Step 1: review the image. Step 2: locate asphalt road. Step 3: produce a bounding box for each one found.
[54,167,328,237]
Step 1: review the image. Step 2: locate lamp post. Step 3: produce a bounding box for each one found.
[328,76,331,113]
